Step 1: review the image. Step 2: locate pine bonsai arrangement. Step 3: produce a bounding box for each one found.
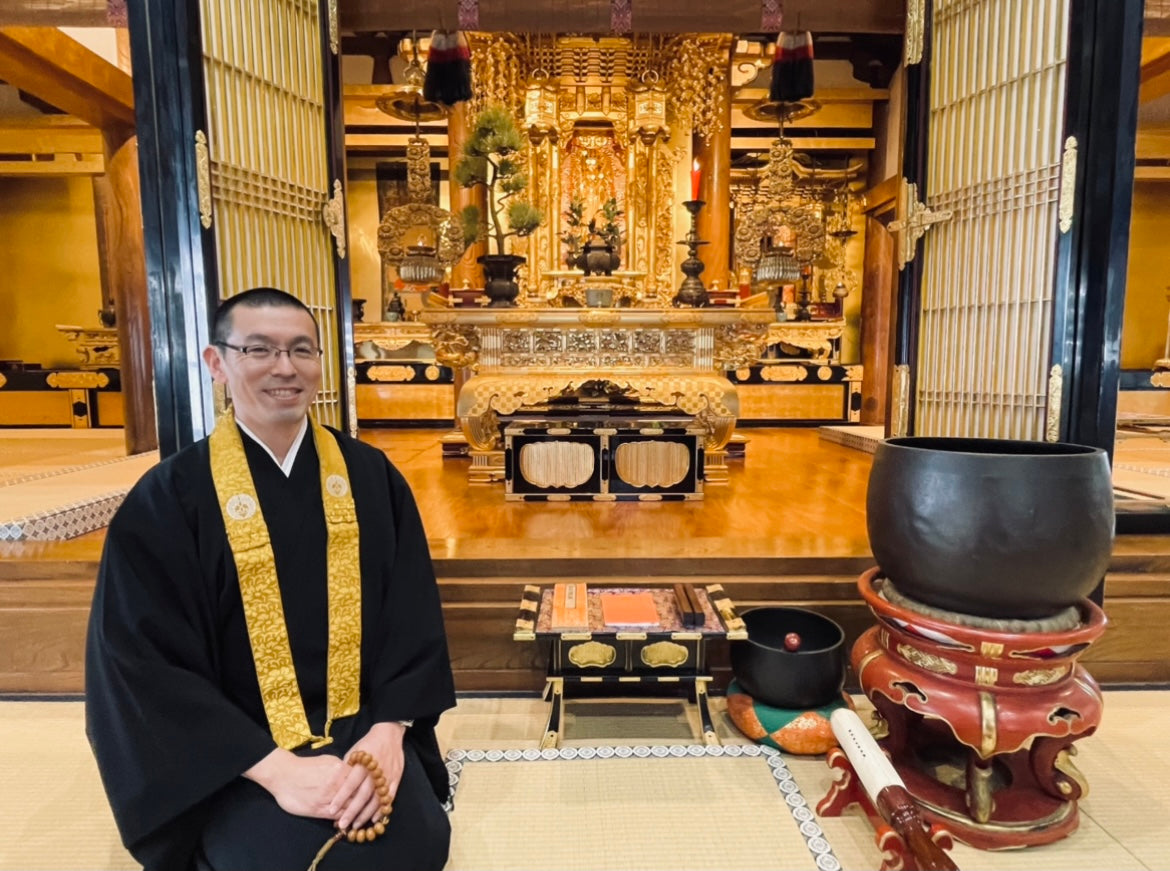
[454,104,543,256]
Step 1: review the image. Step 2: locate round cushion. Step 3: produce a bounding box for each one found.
[725,679,853,755]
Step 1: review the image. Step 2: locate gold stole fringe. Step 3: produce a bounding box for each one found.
[209,413,361,750]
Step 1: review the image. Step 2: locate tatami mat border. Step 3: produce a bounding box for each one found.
[444,743,842,871]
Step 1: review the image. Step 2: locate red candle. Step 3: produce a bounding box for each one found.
[690,158,702,201]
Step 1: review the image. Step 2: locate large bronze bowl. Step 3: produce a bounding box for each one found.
[866,437,1114,619]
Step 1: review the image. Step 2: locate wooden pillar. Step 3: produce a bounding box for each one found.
[860,215,897,426]
[448,102,485,290]
[93,135,157,454]
[694,62,733,291]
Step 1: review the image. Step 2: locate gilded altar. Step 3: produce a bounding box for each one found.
[420,307,772,482]
[468,33,734,303]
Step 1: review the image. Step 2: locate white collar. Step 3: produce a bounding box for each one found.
[235,416,309,478]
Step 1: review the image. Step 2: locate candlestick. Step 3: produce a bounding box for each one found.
[673,200,710,308]
[690,158,702,202]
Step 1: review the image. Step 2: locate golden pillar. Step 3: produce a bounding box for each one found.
[693,59,733,292]
[448,102,485,290]
[629,76,671,304]
[525,76,560,298]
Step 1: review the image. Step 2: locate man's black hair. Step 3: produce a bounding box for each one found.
[211,287,319,345]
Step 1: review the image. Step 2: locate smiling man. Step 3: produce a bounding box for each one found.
[85,287,455,871]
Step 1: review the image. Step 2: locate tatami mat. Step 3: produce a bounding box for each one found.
[446,748,831,871]
[0,430,156,541]
[0,430,128,487]
[2,691,1166,871]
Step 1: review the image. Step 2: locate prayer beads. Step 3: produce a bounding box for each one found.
[343,750,393,843]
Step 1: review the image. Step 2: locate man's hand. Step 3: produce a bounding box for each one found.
[243,749,352,819]
[330,721,407,831]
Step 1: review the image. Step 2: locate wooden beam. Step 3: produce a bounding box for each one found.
[862,175,899,214]
[1136,130,1170,160]
[0,0,107,27]
[338,0,905,33]
[0,116,102,155]
[0,27,134,129]
[1140,38,1170,105]
[736,136,876,151]
[0,155,104,175]
[1134,166,1170,181]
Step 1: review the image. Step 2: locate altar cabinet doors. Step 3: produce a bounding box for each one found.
[129,0,354,455]
[892,0,1141,447]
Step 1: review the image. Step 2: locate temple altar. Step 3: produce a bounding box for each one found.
[420,307,773,483]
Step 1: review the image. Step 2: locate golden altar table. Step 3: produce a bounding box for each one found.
[419,307,773,484]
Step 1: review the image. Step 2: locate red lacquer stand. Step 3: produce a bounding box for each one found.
[849,567,1107,850]
[817,746,957,871]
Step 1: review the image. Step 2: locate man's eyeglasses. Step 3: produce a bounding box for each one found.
[215,341,323,364]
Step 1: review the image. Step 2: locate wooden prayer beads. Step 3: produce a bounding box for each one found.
[307,749,394,870]
[343,750,393,843]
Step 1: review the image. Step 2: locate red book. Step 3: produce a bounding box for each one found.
[601,591,660,627]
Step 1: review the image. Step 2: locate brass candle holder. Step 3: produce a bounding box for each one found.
[673,200,710,307]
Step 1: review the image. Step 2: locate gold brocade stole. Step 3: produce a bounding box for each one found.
[209,412,361,750]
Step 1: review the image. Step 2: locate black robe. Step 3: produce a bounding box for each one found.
[85,426,456,871]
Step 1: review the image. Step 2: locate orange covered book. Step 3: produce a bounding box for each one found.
[551,582,589,631]
[601,591,661,627]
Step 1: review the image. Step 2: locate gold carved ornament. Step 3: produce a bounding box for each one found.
[979,691,997,757]
[663,35,731,143]
[195,130,212,229]
[567,640,617,669]
[712,322,770,371]
[1053,748,1089,799]
[734,137,827,270]
[1046,364,1063,443]
[640,641,689,668]
[889,178,952,270]
[428,324,480,369]
[1013,666,1068,687]
[374,71,462,280]
[895,643,957,675]
[345,364,358,438]
[892,364,911,437]
[366,365,418,383]
[1059,137,1077,234]
[322,180,347,259]
[905,0,926,66]
[46,371,110,389]
[327,0,339,54]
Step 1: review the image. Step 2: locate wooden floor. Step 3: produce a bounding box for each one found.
[0,427,875,564]
[373,427,874,562]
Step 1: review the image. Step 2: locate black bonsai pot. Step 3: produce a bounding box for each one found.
[866,437,1114,619]
[730,607,846,710]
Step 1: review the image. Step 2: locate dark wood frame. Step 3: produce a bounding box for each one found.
[126,0,219,456]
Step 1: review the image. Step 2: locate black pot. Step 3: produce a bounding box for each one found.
[478,254,525,307]
[729,607,846,710]
[866,437,1114,619]
[583,242,614,277]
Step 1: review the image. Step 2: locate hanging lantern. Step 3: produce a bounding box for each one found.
[631,71,669,144]
[524,71,558,140]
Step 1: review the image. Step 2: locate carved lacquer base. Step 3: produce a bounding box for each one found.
[853,567,1106,849]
